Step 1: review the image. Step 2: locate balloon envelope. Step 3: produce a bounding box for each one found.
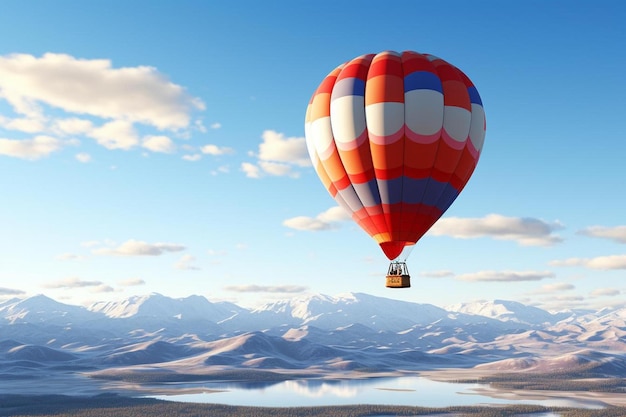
[305,51,486,260]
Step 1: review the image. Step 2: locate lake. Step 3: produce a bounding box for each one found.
[150,377,604,409]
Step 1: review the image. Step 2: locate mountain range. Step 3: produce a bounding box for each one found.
[1,292,625,395]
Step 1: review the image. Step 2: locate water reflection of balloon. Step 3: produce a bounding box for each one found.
[304,51,486,288]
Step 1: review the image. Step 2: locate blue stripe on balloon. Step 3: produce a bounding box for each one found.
[467,86,483,105]
[400,177,430,204]
[404,177,459,212]
[341,176,460,213]
[377,177,404,204]
[370,177,460,212]
[404,71,443,93]
[421,180,447,206]
[331,78,365,100]
[437,183,461,212]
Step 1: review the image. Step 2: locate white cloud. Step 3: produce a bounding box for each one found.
[43,276,104,289]
[75,152,91,163]
[175,254,200,270]
[93,239,186,256]
[590,288,621,297]
[52,117,93,135]
[579,225,626,244]
[0,115,46,133]
[87,119,138,150]
[91,285,115,293]
[224,284,309,294]
[118,278,145,287]
[241,162,261,178]
[532,282,575,294]
[201,144,234,155]
[243,130,311,178]
[142,135,175,153]
[210,122,222,129]
[56,253,86,261]
[210,165,230,175]
[182,154,202,161]
[0,53,204,130]
[430,214,563,246]
[0,135,62,160]
[258,160,297,177]
[550,254,626,270]
[283,206,351,231]
[456,270,555,282]
[0,287,26,296]
[258,130,310,166]
[0,53,207,160]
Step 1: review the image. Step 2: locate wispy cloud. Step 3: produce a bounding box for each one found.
[75,152,92,163]
[182,154,202,162]
[142,135,175,153]
[430,214,563,246]
[224,284,309,294]
[43,277,104,289]
[590,288,621,297]
[0,287,26,296]
[88,119,138,150]
[175,254,200,270]
[118,278,146,287]
[0,52,204,158]
[241,162,261,178]
[55,253,86,261]
[93,239,186,256]
[283,206,351,231]
[0,136,63,160]
[242,130,310,178]
[201,144,234,156]
[456,270,555,282]
[578,225,626,244]
[531,282,575,294]
[550,254,626,270]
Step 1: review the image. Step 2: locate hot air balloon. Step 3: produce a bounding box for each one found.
[304,51,486,288]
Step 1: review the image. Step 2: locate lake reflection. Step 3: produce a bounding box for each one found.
[152,377,601,409]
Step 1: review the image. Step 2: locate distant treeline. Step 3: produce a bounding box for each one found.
[2,394,626,417]
[450,370,626,394]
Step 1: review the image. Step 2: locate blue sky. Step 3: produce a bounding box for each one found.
[1,0,625,311]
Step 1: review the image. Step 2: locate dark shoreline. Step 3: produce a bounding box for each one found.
[2,394,626,417]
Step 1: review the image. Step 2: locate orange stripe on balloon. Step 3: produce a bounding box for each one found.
[338,142,376,183]
[370,140,404,180]
[364,75,404,104]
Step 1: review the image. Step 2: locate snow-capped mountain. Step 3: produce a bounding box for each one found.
[445,299,569,325]
[0,294,99,325]
[1,291,626,396]
[243,292,464,331]
[89,292,243,322]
